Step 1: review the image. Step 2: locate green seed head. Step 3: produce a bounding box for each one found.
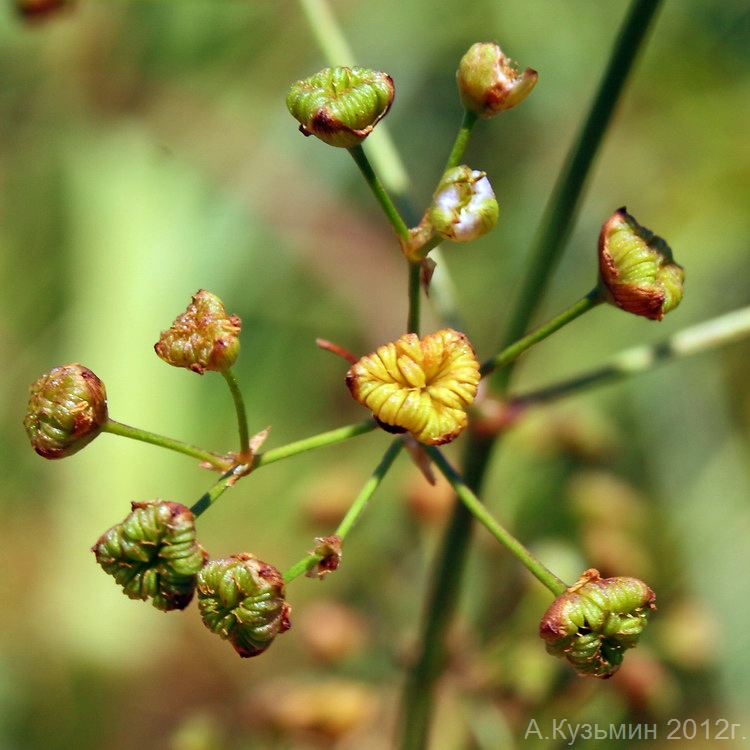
[155,290,241,374]
[287,66,395,148]
[197,553,291,658]
[429,166,499,243]
[598,208,685,320]
[24,363,108,459]
[539,569,656,678]
[92,500,208,612]
[456,42,538,119]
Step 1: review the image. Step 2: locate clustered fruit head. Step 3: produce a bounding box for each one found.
[456,41,538,119]
[21,39,676,677]
[24,363,108,459]
[92,500,208,612]
[539,569,656,678]
[155,289,241,374]
[346,329,481,445]
[429,166,499,243]
[197,553,292,658]
[598,208,685,321]
[286,66,395,149]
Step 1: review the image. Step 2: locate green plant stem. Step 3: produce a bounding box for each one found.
[397,431,493,750]
[398,303,750,741]
[296,0,356,68]
[426,446,568,595]
[296,0,464,335]
[444,109,479,172]
[221,368,251,458]
[102,419,230,470]
[491,0,664,395]
[398,3,663,748]
[190,463,252,518]
[105,418,377,491]
[253,419,378,470]
[427,249,466,332]
[191,421,379,517]
[283,438,404,583]
[412,234,443,262]
[348,144,410,241]
[512,305,750,407]
[407,260,422,334]
[480,287,602,376]
[347,144,421,333]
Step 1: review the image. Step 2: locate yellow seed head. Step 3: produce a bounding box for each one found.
[346,329,480,445]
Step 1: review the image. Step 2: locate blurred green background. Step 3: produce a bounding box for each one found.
[2,1,750,748]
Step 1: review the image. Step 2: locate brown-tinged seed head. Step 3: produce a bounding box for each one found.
[155,290,241,374]
[92,500,208,611]
[539,568,656,678]
[598,208,684,320]
[197,553,291,658]
[287,66,395,148]
[24,363,108,459]
[457,42,538,118]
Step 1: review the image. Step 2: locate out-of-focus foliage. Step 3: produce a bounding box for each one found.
[2,1,749,748]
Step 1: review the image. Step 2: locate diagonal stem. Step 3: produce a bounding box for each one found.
[398,2,664,748]
[480,288,602,376]
[348,144,410,241]
[511,305,750,407]
[221,368,251,459]
[492,0,664,394]
[426,446,568,595]
[102,419,230,470]
[283,438,404,582]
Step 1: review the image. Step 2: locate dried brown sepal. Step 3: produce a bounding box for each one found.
[315,338,358,365]
[155,290,241,374]
[218,426,271,483]
[24,363,108,459]
[539,569,656,679]
[402,435,437,485]
[306,535,343,579]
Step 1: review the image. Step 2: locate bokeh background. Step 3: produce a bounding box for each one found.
[2,1,750,748]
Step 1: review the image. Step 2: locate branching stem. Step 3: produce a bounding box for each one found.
[221,368,251,459]
[283,438,404,582]
[254,420,378,469]
[444,109,479,172]
[348,144,410,241]
[492,0,664,394]
[426,446,568,595]
[102,419,230,471]
[398,3,664,748]
[190,463,252,518]
[480,288,603,376]
[513,305,750,406]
